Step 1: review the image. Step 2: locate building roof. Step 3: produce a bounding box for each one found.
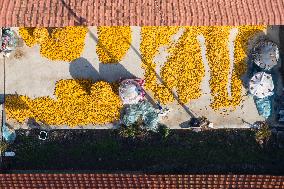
[1,0,284,27]
[0,174,283,188]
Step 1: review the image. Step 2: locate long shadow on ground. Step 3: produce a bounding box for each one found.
[69,57,135,83]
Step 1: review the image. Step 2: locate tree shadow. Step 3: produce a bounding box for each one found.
[238,30,281,125]
[70,57,135,83]
[69,56,137,100]
[27,118,41,129]
[69,57,100,95]
[179,120,191,128]
[69,57,100,81]
[87,30,140,83]
[240,27,284,126]
[99,63,135,83]
[89,28,173,110]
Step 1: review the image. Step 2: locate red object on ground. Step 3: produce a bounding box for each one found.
[1,0,284,26]
[134,79,145,87]
[0,174,283,188]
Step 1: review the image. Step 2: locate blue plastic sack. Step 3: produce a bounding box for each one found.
[2,124,16,142]
[254,96,272,119]
[122,101,158,131]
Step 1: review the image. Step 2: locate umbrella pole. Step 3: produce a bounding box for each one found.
[0,55,5,167]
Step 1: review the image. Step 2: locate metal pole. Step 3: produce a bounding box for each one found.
[0,55,5,167]
[0,28,5,142]
[2,55,5,135]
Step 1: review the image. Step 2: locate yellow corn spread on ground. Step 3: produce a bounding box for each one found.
[19,27,37,47]
[203,26,266,110]
[33,28,49,43]
[203,26,233,110]
[141,26,266,110]
[5,80,122,126]
[96,26,132,63]
[19,26,88,62]
[16,26,267,123]
[140,26,180,104]
[161,27,206,104]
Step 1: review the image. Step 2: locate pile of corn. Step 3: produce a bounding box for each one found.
[140,26,180,104]
[161,27,205,104]
[19,26,88,61]
[203,26,265,110]
[5,80,122,126]
[33,28,49,43]
[140,26,207,104]
[141,26,265,110]
[203,26,233,110]
[96,26,132,63]
[19,28,37,47]
[5,95,33,123]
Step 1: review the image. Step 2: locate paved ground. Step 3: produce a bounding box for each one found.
[0,26,282,129]
[1,0,284,26]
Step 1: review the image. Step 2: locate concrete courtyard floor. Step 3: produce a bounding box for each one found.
[0,26,282,129]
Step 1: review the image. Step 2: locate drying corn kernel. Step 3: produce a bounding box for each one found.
[140,26,180,104]
[19,26,88,62]
[19,27,37,47]
[161,27,205,104]
[5,80,122,126]
[96,26,132,63]
[202,26,266,110]
[203,26,233,110]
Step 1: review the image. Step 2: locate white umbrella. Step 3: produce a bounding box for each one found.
[119,79,144,104]
[252,40,279,70]
[249,72,274,98]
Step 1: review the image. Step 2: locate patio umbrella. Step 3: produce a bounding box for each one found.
[251,40,279,70]
[119,79,144,105]
[249,72,274,98]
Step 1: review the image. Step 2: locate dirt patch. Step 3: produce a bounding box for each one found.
[13,49,25,60]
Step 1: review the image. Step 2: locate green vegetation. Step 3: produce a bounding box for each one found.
[0,141,8,153]
[5,129,284,174]
[254,122,272,147]
[157,124,170,139]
